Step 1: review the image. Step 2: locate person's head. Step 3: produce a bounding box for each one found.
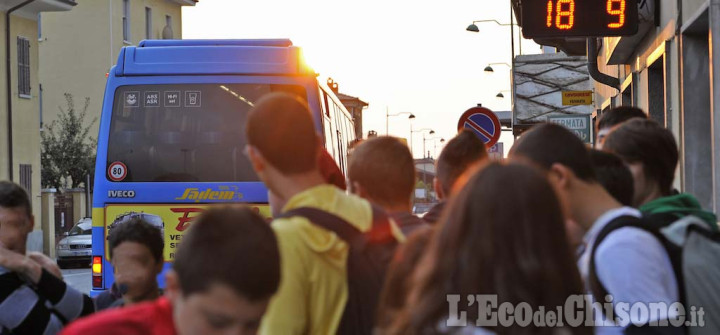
[389,163,588,334]
[434,130,488,200]
[602,118,678,207]
[509,123,600,226]
[376,226,434,329]
[268,148,345,216]
[589,150,635,206]
[165,206,280,335]
[595,106,647,148]
[348,136,415,212]
[0,181,34,254]
[245,92,321,192]
[107,218,164,305]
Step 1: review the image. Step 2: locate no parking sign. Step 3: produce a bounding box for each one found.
[457,106,501,148]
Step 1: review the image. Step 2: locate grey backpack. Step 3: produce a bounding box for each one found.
[590,215,720,334]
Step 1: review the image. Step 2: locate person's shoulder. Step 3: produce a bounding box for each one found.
[61,307,135,334]
[61,298,172,335]
[94,289,120,311]
[595,220,669,269]
[333,189,373,216]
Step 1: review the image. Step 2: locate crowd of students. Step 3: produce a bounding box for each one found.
[0,93,717,335]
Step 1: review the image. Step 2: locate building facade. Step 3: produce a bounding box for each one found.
[591,0,719,213]
[338,92,368,141]
[514,0,720,214]
[38,0,196,140]
[1,0,76,222]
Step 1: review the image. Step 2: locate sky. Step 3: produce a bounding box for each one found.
[182,0,540,158]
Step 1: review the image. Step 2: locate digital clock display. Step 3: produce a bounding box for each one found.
[521,0,638,38]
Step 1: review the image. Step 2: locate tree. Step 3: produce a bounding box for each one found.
[41,94,97,189]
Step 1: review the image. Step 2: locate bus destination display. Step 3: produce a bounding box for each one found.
[521,0,639,38]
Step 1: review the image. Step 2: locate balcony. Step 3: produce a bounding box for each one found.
[166,0,198,6]
[2,0,76,16]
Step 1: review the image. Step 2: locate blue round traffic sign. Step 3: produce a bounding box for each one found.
[457,106,501,148]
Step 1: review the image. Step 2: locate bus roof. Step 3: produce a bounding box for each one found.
[114,39,315,77]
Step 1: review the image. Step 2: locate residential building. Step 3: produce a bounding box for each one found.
[338,92,368,140]
[38,0,197,140]
[1,0,77,223]
[327,78,369,140]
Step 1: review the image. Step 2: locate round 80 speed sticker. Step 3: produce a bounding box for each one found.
[108,161,128,182]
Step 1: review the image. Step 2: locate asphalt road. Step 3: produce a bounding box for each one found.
[61,267,92,295]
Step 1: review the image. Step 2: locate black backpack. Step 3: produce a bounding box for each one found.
[278,205,399,335]
[589,215,720,334]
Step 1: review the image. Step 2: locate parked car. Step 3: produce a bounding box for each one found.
[56,218,92,268]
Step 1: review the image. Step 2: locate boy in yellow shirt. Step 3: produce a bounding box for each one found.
[245,92,402,334]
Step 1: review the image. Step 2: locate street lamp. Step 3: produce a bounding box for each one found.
[466,19,522,55]
[410,127,433,158]
[421,130,436,158]
[496,90,511,98]
[436,138,446,158]
[468,10,520,138]
[424,136,445,158]
[386,108,415,135]
[484,62,512,73]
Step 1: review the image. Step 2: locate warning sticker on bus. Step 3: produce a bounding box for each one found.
[105,204,272,261]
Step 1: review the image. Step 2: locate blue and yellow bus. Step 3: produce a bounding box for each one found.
[91,39,356,296]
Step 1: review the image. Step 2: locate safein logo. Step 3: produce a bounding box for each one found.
[175,186,243,203]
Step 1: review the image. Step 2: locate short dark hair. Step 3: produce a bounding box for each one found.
[436,130,488,195]
[597,106,647,130]
[173,206,280,301]
[0,181,32,219]
[246,92,318,174]
[603,118,678,196]
[107,218,164,263]
[348,137,415,207]
[589,150,634,206]
[509,123,597,182]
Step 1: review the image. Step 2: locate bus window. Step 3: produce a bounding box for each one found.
[336,130,345,173]
[323,116,335,159]
[344,110,355,144]
[322,89,331,118]
[106,84,306,182]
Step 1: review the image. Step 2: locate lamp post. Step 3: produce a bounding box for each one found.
[385,108,415,135]
[410,128,434,158]
[468,4,520,137]
[421,130,436,158]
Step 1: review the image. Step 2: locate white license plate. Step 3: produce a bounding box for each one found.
[73,251,90,256]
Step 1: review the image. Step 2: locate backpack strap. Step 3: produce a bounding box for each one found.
[588,216,667,320]
[277,204,394,247]
[278,207,362,244]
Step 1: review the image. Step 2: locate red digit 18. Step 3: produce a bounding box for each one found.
[546,0,575,30]
[607,0,626,28]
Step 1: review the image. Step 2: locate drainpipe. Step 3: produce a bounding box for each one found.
[710,0,720,213]
[587,38,620,90]
[6,0,37,180]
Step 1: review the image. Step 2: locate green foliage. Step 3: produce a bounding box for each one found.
[41,94,97,189]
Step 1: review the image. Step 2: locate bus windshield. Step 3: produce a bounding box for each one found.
[107,84,306,182]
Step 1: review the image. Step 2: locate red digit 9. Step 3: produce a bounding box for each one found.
[607,0,626,28]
